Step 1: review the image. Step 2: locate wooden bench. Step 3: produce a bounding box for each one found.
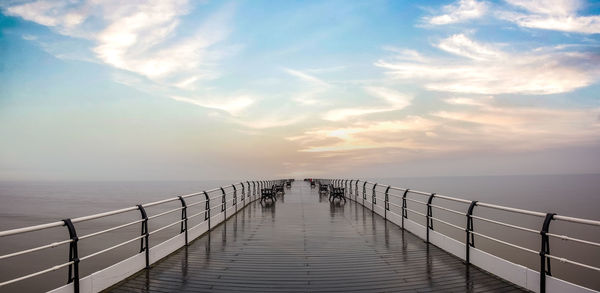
[260,187,277,203]
[274,184,285,195]
[318,183,329,195]
[329,186,346,203]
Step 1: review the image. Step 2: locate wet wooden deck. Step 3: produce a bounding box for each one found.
[107,182,526,292]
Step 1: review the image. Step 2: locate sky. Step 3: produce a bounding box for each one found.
[0,0,599,181]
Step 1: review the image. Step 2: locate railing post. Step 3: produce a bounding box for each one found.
[384,186,390,220]
[62,219,79,293]
[540,213,555,293]
[220,187,226,219]
[355,180,359,201]
[232,184,237,214]
[349,180,354,197]
[204,191,210,230]
[240,182,244,203]
[402,189,409,229]
[362,181,367,206]
[252,181,256,198]
[245,181,250,203]
[178,196,188,246]
[371,183,377,212]
[465,201,477,264]
[344,180,348,198]
[137,205,150,269]
[426,193,435,243]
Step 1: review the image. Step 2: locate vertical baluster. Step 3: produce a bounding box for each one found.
[137,205,150,269]
[402,189,409,229]
[372,183,377,212]
[62,219,79,293]
[540,213,555,293]
[426,193,435,243]
[232,184,237,214]
[362,181,367,207]
[384,186,390,220]
[465,201,477,264]
[204,191,210,230]
[178,196,188,246]
[220,187,226,220]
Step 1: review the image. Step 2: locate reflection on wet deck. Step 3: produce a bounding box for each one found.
[107,182,525,292]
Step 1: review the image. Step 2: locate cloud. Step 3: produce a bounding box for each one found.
[289,116,438,152]
[5,0,89,36]
[233,114,307,129]
[323,87,413,121]
[92,1,233,87]
[498,0,600,34]
[289,96,600,155]
[432,96,600,149]
[376,34,600,95]
[291,89,330,106]
[424,0,487,25]
[170,95,255,116]
[4,0,235,100]
[443,96,492,106]
[436,34,503,60]
[283,68,329,86]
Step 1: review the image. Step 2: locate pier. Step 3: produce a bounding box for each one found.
[0,179,598,293]
[108,182,522,292]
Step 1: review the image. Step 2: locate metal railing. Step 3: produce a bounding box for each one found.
[0,179,287,293]
[320,178,600,293]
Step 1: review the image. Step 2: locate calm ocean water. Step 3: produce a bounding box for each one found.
[0,174,599,292]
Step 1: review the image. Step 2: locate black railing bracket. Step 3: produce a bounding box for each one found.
[465,200,478,264]
[137,205,150,269]
[178,196,188,246]
[62,218,80,293]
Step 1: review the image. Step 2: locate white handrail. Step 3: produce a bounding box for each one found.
[325,178,600,276]
[0,179,287,290]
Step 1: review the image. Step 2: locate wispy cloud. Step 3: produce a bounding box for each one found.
[288,116,438,152]
[376,34,600,95]
[499,0,600,34]
[289,96,600,155]
[92,1,234,87]
[283,68,329,86]
[291,89,329,106]
[170,95,255,116]
[233,114,307,129]
[432,96,600,150]
[436,34,503,60]
[323,87,413,121]
[5,0,89,37]
[4,0,236,102]
[423,0,487,25]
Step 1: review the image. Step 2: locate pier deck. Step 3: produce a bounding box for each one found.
[107,182,526,292]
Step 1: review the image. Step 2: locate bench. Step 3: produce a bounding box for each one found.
[274,184,285,195]
[318,183,329,195]
[260,186,277,203]
[329,186,346,203]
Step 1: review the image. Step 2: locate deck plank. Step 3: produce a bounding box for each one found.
[106,182,527,292]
